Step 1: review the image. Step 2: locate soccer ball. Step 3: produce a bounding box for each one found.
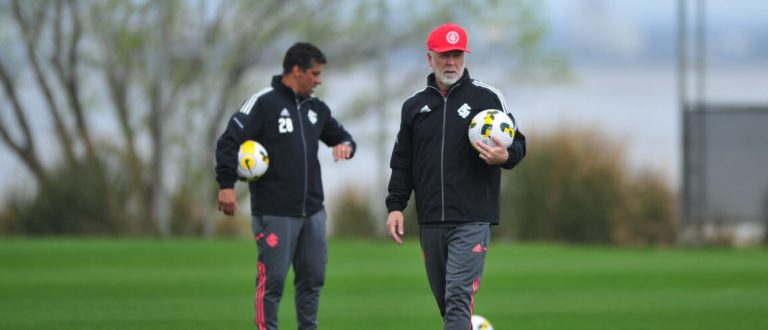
[471,315,494,330]
[237,140,269,181]
[468,109,516,149]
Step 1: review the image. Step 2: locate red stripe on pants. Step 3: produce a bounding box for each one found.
[468,276,481,329]
[255,261,267,330]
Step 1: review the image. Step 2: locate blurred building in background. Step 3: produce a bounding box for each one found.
[679,0,768,245]
[682,106,768,245]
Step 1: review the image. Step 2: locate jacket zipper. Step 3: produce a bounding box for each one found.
[428,83,460,222]
[296,98,309,217]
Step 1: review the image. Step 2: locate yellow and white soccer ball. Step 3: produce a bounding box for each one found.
[471,315,494,330]
[237,140,269,182]
[468,109,515,150]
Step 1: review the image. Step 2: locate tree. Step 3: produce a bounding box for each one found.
[1,0,567,237]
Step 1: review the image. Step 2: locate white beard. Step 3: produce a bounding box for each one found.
[438,74,459,87]
[428,51,465,89]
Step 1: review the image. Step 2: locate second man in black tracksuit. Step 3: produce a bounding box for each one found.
[216,42,356,330]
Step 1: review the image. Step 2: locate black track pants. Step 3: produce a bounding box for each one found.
[251,209,327,330]
[419,223,491,330]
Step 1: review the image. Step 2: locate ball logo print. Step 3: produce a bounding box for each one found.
[480,111,496,137]
[446,31,460,44]
[468,109,515,149]
[237,140,269,182]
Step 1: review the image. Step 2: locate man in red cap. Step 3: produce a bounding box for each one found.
[385,23,527,329]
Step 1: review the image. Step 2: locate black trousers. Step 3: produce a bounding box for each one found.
[251,209,327,330]
[419,223,491,330]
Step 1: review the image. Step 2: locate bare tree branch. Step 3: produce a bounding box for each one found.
[51,0,95,161]
[91,2,145,191]
[0,58,48,184]
[11,0,77,166]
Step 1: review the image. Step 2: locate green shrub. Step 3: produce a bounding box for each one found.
[2,159,133,236]
[330,186,378,238]
[611,171,677,246]
[499,128,676,246]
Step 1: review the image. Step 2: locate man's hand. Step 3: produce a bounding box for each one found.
[386,211,405,245]
[332,143,353,161]
[217,188,238,217]
[474,136,509,165]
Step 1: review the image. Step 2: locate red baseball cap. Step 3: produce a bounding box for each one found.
[427,23,471,53]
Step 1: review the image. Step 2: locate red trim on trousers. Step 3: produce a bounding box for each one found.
[469,276,481,329]
[255,261,267,330]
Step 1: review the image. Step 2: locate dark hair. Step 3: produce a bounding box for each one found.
[282,42,326,74]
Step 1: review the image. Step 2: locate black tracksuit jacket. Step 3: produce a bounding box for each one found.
[386,69,526,225]
[216,75,356,217]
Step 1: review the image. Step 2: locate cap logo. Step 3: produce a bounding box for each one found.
[446,31,460,45]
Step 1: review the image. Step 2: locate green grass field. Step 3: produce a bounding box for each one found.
[1,238,767,329]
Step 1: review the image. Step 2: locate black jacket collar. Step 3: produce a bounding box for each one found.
[271,75,311,102]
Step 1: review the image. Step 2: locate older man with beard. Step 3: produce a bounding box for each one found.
[385,23,527,330]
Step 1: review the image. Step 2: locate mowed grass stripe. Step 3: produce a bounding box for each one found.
[1,239,766,329]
